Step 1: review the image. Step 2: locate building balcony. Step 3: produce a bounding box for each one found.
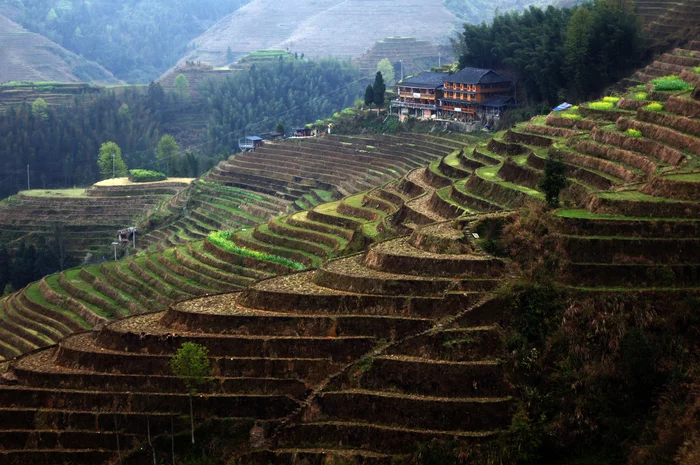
[399,91,436,100]
[391,100,438,110]
[442,105,476,114]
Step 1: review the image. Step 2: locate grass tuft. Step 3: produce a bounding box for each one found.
[129,169,167,183]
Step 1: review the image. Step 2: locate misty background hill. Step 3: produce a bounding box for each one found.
[0,0,568,83]
[0,14,119,84]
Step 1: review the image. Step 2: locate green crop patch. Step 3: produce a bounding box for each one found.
[643,102,664,112]
[208,230,306,270]
[588,101,615,111]
[650,75,694,92]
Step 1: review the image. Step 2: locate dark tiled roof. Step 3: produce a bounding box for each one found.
[399,72,448,88]
[481,95,516,107]
[447,67,510,85]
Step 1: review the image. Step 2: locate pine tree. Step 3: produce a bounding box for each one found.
[364,84,374,110]
[373,72,386,113]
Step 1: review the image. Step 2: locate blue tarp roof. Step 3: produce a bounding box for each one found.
[553,102,573,111]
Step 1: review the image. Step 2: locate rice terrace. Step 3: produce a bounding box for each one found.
[0,0,699,464]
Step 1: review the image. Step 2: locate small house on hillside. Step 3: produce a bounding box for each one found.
[239,136,264,152]
[117,227,138,245]
[391,67,516,123]
[292,127,314,138]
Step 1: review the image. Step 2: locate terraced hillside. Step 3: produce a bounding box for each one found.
[353,37,449,79]
[158,66,237,104]
[634,0,685,26]
[180,0,459,67]
[644,0,700,43]
[139,134,454,251]
[0,83,105,112]
[634,40,700,83]
[0,180,190,260]
[0,133,471,361]
[0,55,699,463]
[0,14,119,85]
[0,220,512,464]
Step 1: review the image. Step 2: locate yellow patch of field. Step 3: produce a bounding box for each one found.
[21,188,87,198]
[94,177,195,187]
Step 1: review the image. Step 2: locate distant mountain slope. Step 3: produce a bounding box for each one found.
[181,0,460,68]
[0,15,119,84]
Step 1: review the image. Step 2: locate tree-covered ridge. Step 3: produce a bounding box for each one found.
[0,59,362,199]
[443,0,573,25]
[200,59,361,155]
[0,86,163,198]
[0,0,251,82]
[455,0,646,104]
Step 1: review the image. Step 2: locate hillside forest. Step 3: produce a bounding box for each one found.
[0,0,251,82]
[0,59,361,200]
[455,0,646,104]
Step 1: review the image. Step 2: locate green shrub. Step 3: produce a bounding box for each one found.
[588,101,614,110]
[626,128,643,138]
[560,112,582,120]
[693,67,700,74]
[603,96,620,103]
[128,169,167,182]
[633,92,648,101]
[208,230,306,270]
[644,102,664,112]
[341,108,355,116]
[650,75,694,92]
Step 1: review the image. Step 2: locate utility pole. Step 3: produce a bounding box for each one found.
[132,228,136,249]
[112,242,119,261]
[399,60,403,82]
[26,165,30,191]
[438,53,441,68]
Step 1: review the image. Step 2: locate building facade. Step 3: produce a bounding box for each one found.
[391,67,515,122]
